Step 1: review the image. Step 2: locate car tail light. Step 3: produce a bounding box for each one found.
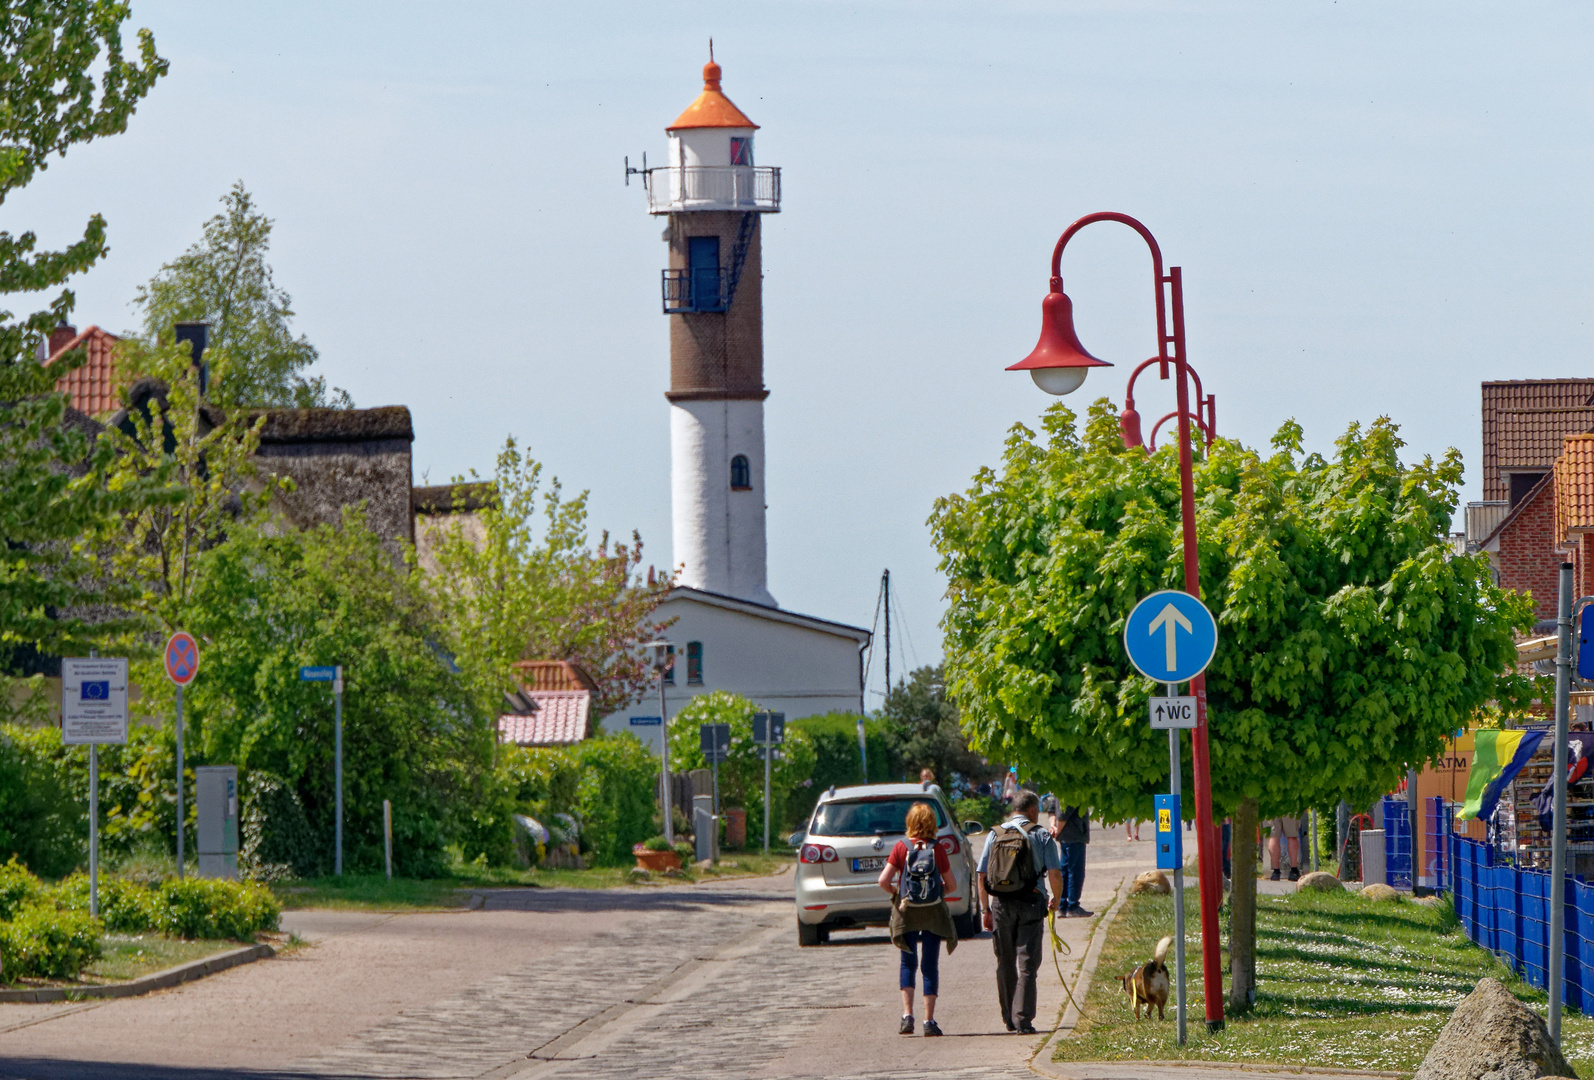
[800,843,838,864]
[937,834,961,857]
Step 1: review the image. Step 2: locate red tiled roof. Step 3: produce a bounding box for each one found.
[1497,408,1594,472]
[510,660,598,693]
[498,690,592,746]
[1555,434,1594,545]
[45,325,122,416]
[1482,380,1594,502]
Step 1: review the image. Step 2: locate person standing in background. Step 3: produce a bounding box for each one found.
[1053,805,1091,917]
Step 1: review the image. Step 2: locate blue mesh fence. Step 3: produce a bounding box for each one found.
[1424,795,1450,890]
[1448,834,1594,1013]
[1381,795,1413,889]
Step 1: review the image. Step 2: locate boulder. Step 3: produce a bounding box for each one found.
[627,867,652,882]
[1413,977,1571,1080]
[1361,883,1400,901]
[1296,871,1343,893]
[1132,870,1172,895]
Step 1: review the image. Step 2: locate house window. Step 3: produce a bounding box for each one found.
[1509,471,1546,509]
[730,454,751,490]
[663,643,676,685]
[729,137,753,166]
[687,641,704,685]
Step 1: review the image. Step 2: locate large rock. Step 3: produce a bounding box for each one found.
[1132,870,1172,895]
[1296,871,1343,893]
[1413,977,1572,1080]
[1361,882,1400,901]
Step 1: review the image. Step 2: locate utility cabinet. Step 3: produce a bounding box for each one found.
[196,765,239,880]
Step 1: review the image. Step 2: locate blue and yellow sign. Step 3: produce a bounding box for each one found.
[1155,793,1182,871]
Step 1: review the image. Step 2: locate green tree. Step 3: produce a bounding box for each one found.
[425,437,671,719]
[930,400,1533,1006]
[882,664,988,785]
[0,1,167,665]
[181,512,488,876]
[131,181,350,409]
[667,691,817,844]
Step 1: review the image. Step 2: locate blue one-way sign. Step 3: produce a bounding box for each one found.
[1124,590,1217,684]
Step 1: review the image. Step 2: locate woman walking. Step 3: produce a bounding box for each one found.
[880,801,957,1036]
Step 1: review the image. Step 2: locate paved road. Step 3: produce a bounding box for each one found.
[0,833,1201,1080]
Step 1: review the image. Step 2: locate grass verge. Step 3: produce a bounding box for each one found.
[83,935,244,982]
[1054,888,1594,1076]
[273,851,795,911]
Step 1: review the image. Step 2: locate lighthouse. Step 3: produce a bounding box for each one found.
[644,52,781,607]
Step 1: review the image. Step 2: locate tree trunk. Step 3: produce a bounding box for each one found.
[1228,796,1258,1013]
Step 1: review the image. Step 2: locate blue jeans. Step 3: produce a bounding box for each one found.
[1059,842,1086,908]
[899,930,941,996]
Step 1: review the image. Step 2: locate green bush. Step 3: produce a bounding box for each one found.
[239,771,318,881]
[0,726,86,879]
[46,873,159,934]
[497,734,659,867]
[786,713,899,827]
[0,856,43,921]
[0,902,101,979]
[153,878,280,940]
[642,835,670,852]
[953,794,1005,830]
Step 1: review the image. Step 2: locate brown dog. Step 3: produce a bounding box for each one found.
[1119,935,1173,1019]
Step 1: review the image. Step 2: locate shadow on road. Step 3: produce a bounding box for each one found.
[478,884,788,913]
[0,1062,370,1080]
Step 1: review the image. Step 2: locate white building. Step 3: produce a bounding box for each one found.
[601,53,871,751]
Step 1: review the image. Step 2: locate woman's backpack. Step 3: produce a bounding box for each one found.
[901,841,943,905]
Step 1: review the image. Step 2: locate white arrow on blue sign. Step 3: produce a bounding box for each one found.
[1123,590,1218,684]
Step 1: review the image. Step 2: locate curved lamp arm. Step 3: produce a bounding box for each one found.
[1049,212,1169,363]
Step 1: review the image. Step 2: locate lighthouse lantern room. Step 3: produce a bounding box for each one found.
[641,52,781,608]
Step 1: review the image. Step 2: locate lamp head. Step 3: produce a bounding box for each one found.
[643,640,671,671]
[1006,287,1112,395]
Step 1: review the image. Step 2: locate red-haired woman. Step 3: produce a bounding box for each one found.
[879,801,956,1036]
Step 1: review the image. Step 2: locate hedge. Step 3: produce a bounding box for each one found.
[498,733,659,866]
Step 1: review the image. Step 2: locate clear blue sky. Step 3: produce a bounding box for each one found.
[14,1,1592,707]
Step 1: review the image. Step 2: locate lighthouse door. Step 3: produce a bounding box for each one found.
[687,236,722,312]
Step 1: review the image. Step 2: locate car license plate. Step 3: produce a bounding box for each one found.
[852,857,885,872]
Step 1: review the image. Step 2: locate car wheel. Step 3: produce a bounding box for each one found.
[799,919,823,947]
[954,908,979,939]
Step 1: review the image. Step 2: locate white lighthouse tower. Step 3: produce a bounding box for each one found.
[644,52,781,607]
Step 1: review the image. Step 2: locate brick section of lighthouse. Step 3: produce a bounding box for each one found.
[665,211,767,402]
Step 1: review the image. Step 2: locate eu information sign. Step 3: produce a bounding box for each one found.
[62,658,129,745]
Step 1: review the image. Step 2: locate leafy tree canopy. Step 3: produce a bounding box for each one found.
[130,181,350,409]
[881,664,990,785]
[424,437,671,719]
[930,400,1533,824]
[0,1,168,666]
[668,690,818,842]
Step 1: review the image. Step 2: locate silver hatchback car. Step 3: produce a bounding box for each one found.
[793,782,982,946]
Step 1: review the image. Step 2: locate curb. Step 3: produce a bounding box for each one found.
[1026,871,1133,1075]
[0,942,273,1003]
[1038,1062,1401,1079]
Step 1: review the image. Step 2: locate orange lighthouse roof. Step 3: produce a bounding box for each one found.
[667,58,758,131]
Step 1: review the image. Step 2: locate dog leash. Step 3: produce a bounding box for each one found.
[1047,908,1084,1016]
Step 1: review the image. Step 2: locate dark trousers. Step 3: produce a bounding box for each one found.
[1059,842,1086,908]
[990,893,1046,1026]
[899,929,941,997]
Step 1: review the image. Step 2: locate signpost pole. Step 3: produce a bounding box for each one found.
[712,743,720,817]
[89,743,98,917]
[175,683,185,880]
[383,799,392,880]
[659,670,673,846]
[1167,683,1187,1047]
[1550,563,1573,1042]
[335,665,344,877]
[763,731,772,855]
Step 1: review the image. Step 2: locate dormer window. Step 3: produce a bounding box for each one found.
[729,137,753,166]
[730,454,751,490]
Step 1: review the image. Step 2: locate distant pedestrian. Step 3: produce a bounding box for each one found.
[1267,815,1302,882]
[1001,767,1018,806]
[920,766,936,786]
[977,789,1063,1034]
[1125,818,1140,841]
[880,801,957,1037]
[1053,805,1091,917]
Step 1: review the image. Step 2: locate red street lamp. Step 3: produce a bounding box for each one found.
[1007,211,1225,1032]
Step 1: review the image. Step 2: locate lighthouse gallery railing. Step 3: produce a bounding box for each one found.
[646,166,781,214]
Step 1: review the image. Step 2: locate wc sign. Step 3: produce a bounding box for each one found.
[1149,696,1198,730]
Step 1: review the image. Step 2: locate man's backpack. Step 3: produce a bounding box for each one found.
[984,822,1040,896]
[901,842,943,905]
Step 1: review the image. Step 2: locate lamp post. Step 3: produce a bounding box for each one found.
[644,640,675,845]
[1006,211,1225,1032]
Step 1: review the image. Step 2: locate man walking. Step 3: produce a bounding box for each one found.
[976,789,1063,1034]
[1054,804,1091,917]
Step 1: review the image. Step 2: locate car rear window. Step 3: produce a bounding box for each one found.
[811,797,946,838]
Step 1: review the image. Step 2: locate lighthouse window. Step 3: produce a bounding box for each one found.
[729,137,753,166]
[730,454,752,490]
[686,641,704,685]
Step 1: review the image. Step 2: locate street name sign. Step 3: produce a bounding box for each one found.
[62,658,129,745]
[300,666,337,682]
[629,716,662,726]
[1150,696,1198,729]
[164,632,200,685]
[1124,590,1217,684]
